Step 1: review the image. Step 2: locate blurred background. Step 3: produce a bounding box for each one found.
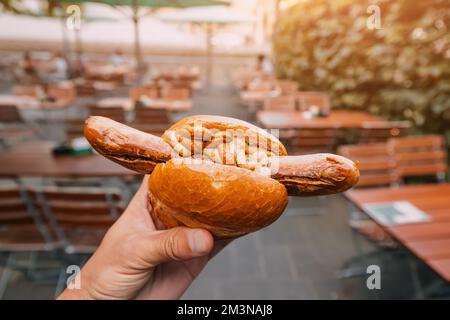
[0,0,449,299]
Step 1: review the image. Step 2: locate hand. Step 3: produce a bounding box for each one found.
[58,175,230,300]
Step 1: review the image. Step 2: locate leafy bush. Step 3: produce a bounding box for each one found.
[273,0,450,140]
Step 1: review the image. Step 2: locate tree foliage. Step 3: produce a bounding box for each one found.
[273,0,450,140]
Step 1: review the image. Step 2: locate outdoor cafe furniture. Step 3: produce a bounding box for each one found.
[357,121,411,143]
[345,183,450,297]
[96,96,192,113]
[256,110,382,129]
[262,95,297,111]
[3,82,76,111]
[338,142,400,188]
[297,92,331,113]
[388,135,448,182]
[240,88,282,109]
[84,63,132,84]
[0,141,136,178]
[0,95,40,109]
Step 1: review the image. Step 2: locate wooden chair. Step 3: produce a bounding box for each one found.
[0,186,54,252]
[337,144,401,274]
[276,80,298,95]
[297,92,331,113]
[358,121,410,143]
[232,67,263,90]
[88,104,126,123]
[0,104,23,124]
[12,85,44,97]
[129,86,159,101]
[245,76,278,93]
[0,186,56,298]
[0,105,38,148]
[29,186,124,255]
[338,143,399,188]
[176,65,200,81]
[85,71,125,84]
[160,86,191,100]
[46,83,77,103]
[63,118,86,143]
[262,95,297,111]
[288,124,340,154]
[74,80,96,96]
[131,106,171,136]
[388,135,448,182]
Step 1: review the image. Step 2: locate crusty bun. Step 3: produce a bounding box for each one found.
[148,158,288,238]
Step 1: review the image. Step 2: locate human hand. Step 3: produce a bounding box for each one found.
[58,175,230,300]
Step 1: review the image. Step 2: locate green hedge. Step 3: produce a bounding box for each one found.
[273,0,450,140]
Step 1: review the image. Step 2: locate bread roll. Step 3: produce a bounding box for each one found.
[149,159,288,238]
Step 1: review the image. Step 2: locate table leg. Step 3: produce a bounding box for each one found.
[0,253,15,299]
[407,256,425,299]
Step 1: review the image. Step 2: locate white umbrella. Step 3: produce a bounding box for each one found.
[158,5,257,24]
[158,6,257,85]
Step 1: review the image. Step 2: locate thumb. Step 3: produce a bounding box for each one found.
[142,227,214,266]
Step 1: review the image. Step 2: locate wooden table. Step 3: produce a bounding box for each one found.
[257,110,382,129]
[97,97,192,113]
[346,184,450,282]
[0,94,71,110]
[0,142,136,178]
[240,90,281,105]
[85,64,132,79]
[0,94,40,109]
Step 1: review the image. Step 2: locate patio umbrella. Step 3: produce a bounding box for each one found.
[158,5,256,85]
[64,0,228,81]
[1,1,118,75]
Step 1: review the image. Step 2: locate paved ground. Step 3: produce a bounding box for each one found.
[0,54,445,299]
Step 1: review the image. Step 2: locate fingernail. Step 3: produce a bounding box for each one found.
[189,230,210,255]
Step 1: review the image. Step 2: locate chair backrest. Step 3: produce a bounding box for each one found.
[232,67,263,90]
[247,80,274,92]
[388,135,448,180]
[29,186,124,248]
[175,65,199,81]
[134,105,171,125]
[263,95,297,111]
[160,86,191,100]
[12,85,43,97]
[75,81,96,96]
[129,86,159,101]
[64,118,85,142]
[297,92,331,112]
[289,124,340,154]
[0,186,54,246]
[155,69,175,82]
[0,104,23,123]
[0,187,33,225]
[358,121,410,143]
[88,105,126,123]
[338,143,399,188]
[132,106,171,136]
[276,80,298,95]
[46,84,77,102]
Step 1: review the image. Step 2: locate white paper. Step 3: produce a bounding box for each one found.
[363,201,431,226]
